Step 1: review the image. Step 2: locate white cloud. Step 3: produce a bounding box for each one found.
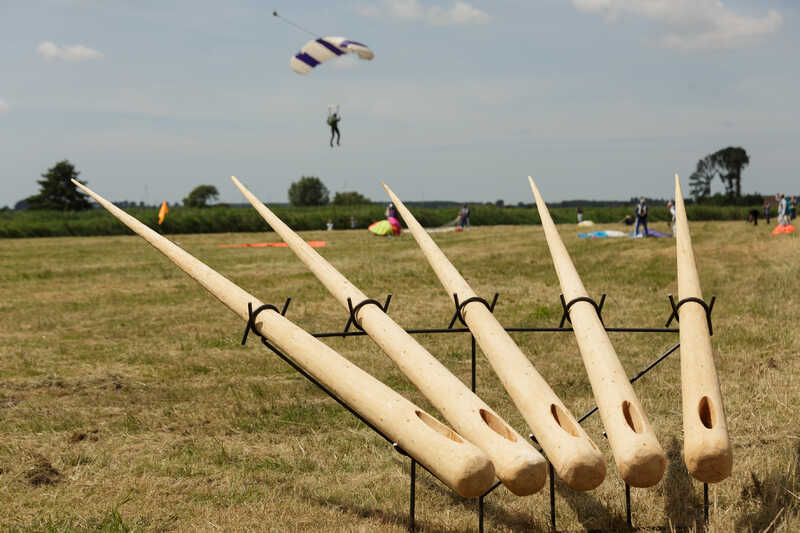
[37,41,104,62]
[357,0,489,26]
[0,100,8,114]
[571,0,782,50]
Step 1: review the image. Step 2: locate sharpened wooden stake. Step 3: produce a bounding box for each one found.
[233,175,547,496]
[382,182,606,491]
[71,179,497,498]
[674,173,733,483]
[529,177,666,488]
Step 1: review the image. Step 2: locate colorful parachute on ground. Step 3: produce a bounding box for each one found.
[369,217,401,236]
[633,229,673,238]
[579,230,627,239]
[772,224,795,235]
[290,37,374,75]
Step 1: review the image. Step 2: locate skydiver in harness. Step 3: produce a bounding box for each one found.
[327,104,341,147]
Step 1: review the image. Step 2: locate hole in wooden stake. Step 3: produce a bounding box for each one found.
[415,411,464,443]
[622,401,643,434]
[479,409,517,442]
[551,403,580,437]
[698,396,714,429]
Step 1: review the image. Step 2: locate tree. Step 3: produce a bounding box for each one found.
[688,146,750,201]
[288,176,329,206]
[332,191,370,205]
[183,185,219,208]
[26,160,91,210]
[713,146,749,197]
[688,157,715,200]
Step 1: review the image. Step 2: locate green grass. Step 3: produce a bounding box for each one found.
[0,222,797,531]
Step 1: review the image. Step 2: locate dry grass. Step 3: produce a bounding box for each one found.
[0,221,798,532]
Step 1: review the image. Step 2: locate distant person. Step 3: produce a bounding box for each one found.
[349,215,356,229]
[777,193,788,226]
[326,219,334,231]
[748,208,759,226]
[576,207,583,223]
[385,203,398,220]
[635,198,649,237]
[667,200,676,234]
[791,196,797,221]
[327,112,341,147]
[763,199,771,225]
[458,203,471,230]
[620,214,634,226]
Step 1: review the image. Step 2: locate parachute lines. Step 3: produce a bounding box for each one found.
[273,10,318,38]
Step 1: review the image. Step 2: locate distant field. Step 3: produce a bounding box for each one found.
[0,203,759,238]
[1,222,797,532]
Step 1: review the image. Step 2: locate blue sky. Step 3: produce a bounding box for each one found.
[1,0,797,207]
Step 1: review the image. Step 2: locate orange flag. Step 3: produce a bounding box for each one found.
[157,202,169,225]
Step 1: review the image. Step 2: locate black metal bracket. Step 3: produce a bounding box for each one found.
[665,294,716,335]
[238,291,715,532]
[344,294,392,332]
[558,293,606,328]
[240,298,291,345]
[448,292,498,329]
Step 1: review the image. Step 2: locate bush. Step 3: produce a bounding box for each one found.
[0,203,763,238]
[288,177,329,206]
[332,191,371,205]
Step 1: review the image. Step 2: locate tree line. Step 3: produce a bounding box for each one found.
[9,147,782,213]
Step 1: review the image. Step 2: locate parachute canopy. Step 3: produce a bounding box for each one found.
[579,230,627,239]
[772,224,795,235]
[290,37,374,75]
[368,217,401,236]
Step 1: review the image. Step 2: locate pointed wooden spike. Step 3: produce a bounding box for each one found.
[382,181,605,491]
[233,175,547,496]
[70,179,496,498]
[529,176,667,488]
[674,173,733,483]
[71,179,257,320]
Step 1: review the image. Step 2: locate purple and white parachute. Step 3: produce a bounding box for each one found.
[290,37,374,75]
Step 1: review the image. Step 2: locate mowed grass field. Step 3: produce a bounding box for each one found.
[1,220,798,532]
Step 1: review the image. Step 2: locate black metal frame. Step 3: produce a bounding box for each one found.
[240,292,716,532]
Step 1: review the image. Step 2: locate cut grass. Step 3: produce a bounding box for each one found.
[0,221,798,531]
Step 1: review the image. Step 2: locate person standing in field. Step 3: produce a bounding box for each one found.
[763,199,771,225]
[635,198,649,237]
[790,196,797,221]
[577,207,583,223]
[777,193,788,226]
[459,203,471,230]
[748,208,759,226]
[667,200,676,235]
